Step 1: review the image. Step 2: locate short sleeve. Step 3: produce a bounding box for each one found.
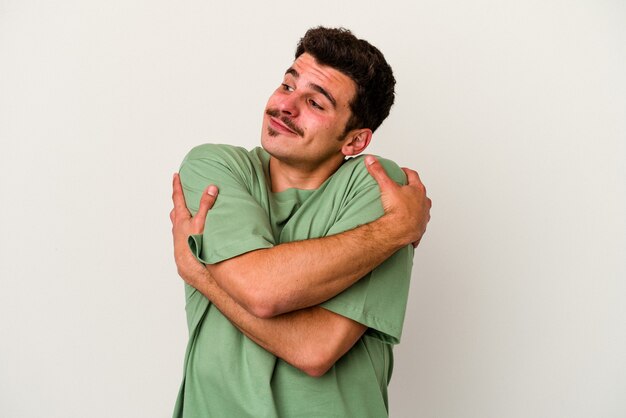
[319,156,415,344]
[179,144,275,264]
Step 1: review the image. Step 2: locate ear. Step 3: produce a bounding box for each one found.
[341,129,372,157]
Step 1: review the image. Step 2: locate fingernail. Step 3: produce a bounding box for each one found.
[365,155,376,165]
[207,185,217,196]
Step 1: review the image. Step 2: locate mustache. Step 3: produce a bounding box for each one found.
[265,109,304,137]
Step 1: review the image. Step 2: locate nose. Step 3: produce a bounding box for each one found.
[277,92,300,118]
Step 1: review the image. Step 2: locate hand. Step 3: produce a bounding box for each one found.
[365,156,431,248]
[170,173,219,284]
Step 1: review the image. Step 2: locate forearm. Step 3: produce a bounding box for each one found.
[207,213,410,318]
[187,267,366,377]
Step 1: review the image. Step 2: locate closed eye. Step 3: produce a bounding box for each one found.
[309,99,324,110]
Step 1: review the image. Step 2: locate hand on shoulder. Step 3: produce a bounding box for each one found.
[364,155,432,248]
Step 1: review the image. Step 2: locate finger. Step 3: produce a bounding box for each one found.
[365,155,399,192]
[172,173,189,212]
[402,168,428,196]
[193,185,219,229]
[402,168,424,187]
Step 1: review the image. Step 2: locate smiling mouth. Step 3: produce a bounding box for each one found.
[269,117,297,135]
[265,109,304,137]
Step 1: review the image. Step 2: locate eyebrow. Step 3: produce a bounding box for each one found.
[285,67,337,109]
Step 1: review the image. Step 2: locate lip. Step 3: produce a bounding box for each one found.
[269,116,297,136]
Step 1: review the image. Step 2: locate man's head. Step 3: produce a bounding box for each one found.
[295,27,396,135]
[261,27,395,181]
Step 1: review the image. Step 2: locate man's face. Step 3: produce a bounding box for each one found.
[261,53,357,171]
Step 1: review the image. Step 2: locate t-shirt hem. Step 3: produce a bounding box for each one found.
[320,299,402,344]
[189,234,274,264]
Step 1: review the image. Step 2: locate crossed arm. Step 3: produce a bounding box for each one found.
[170,155,431,376]
[173,256,367,377]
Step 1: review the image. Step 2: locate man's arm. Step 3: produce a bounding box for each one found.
[171,156,430,376]
[174,155,431,319]
[172,180,366,377]
[203,280,366,378]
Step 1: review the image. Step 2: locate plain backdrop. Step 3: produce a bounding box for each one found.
[1,1,624,417]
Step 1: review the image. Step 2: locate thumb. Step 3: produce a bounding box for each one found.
[365,155,398,192]
[193,184,219,231]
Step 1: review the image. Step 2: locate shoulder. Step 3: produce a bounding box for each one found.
[180,144,268,176]
[333,154,407,187]
[315,154,405,220]
[183,143,255,166]
[178,144,269,193]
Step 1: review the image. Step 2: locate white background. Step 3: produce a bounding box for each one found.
[1,1,624,417]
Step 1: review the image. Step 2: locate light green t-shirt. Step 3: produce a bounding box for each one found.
[173,144,414,418]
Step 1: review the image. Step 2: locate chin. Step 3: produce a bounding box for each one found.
[262,137,300,166]
[260,134,282,157]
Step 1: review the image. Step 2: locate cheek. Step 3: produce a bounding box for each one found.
[307,116,340,137]
[322,122,336,133]
[323,118,345,137]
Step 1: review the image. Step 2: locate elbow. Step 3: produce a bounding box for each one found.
[301,362,332,378]
[211,266,282,318]
[296,347,337,378]
[241,289,282,319]
[247,301,278,319]
[294,320,365,377]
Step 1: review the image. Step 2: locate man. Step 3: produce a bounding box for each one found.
[170,27,431,417]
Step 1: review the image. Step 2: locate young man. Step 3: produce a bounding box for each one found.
[170,27,431,417]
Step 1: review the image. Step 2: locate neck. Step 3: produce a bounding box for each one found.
[269,156,345,192]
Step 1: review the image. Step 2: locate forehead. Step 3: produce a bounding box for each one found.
[288,53,356,106]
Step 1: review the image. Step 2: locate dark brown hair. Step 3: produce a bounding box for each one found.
[295,27,396,133]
